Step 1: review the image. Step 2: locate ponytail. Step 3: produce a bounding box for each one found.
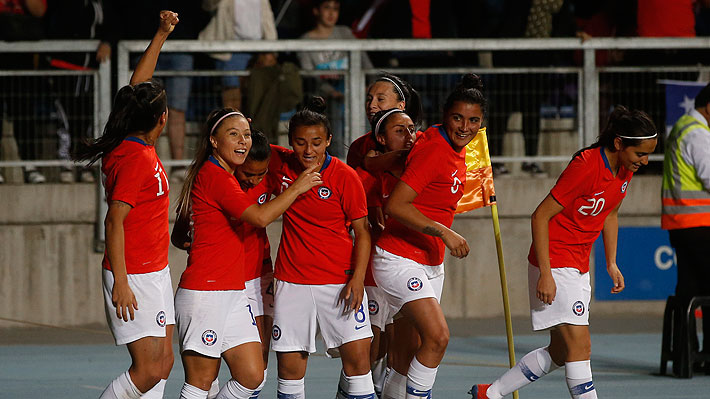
[288,96,332,142]
[443,73,487,117]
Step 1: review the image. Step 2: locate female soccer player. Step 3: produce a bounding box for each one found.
[469,105,658,399]
[173,109,321,399]
[72,11,178,399]
[357,108,418,397]
[269,97,375,399]
[347,73,422,171]
[171,128,277,394]
[372,74,486,399]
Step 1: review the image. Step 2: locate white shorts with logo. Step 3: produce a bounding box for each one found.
[528,263,591,331]
[366,285,395,331]
[175,288,261,358]
[271,280,373,355]
[103,265,175,346]
[371,246,445,313]
[245,272,275,318]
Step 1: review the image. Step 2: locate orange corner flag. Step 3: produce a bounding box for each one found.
[456,127,496,214]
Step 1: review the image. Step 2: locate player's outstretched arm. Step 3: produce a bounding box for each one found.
[130,10,178,85]
[240,164,322,228]
[384,180,469,259]
[602,201,625,294]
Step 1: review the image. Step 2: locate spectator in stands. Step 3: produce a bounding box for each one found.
[0,0,47,184]
[199,0,278,112]
[44,0,113,183]
[297,0,372,157]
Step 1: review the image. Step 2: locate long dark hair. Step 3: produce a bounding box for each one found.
[572,105,656,160]
[443,73,487,118]
[175,108,250,219]
[370,108,407,153]
[248,128,270,162]
[372,73,423,128]
[73,80,167,165]
[288,96,332,142]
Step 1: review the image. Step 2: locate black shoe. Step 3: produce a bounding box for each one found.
[522,162,545,175]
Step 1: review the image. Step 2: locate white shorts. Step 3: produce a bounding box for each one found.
[366,285,395,331]
[271,280,373,355]
[371,246,445,313]
[175,288,261,358]
[245,272,275,318]
[528,263,591,331]
[102,265,175,346]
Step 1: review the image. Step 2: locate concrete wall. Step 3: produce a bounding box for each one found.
[0,176,665,328]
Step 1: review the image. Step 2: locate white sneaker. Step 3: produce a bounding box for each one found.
[26,169,47,184]
[59,169,74,184]
[79,169,95,183]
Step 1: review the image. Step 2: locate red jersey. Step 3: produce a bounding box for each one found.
[377,125,466,265]
[528,147,632,273]
[179,157,254,290]
[270,147,368,284]
[241,174,276,281]
[101,137,169,274]
[358,167,400,286]
[346,132,376,169]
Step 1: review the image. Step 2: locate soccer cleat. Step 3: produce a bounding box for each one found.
[468,384,491,399]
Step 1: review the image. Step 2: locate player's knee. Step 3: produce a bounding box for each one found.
[424,325,449,354]
[237,369,264,390]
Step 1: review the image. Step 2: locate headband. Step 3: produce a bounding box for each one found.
[374,109,405,136]
[210,111,245,136]
[617,132,658,140]
[379,77,405,102]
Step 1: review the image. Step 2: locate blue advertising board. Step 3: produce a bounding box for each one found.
[593,226,676,300]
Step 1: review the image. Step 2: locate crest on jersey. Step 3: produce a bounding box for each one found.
[407,277,423,291]
[258,193,268,204]
[156,311,166,327]
[621,181,628,193]
[368,300,379,315]
[272,325,282,341]
[318,186,332,199]
[202,330,217,346]
[572,301,585,316]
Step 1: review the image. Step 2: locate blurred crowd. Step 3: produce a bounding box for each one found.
[1,0,709,184]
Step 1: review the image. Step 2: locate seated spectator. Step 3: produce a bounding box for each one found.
[297,0,372,157]
[0,0,47,184]
[200,0,278,111]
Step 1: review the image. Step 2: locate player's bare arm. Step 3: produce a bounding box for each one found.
[602,201,625,293]
[531,194,564,305]
[130,10,179,85]
[105,200,138,321]
[339,216,371,313]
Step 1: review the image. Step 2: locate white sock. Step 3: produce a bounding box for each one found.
[100,371,144,399]
[337,370,349,399]
[405,357,437,399]
[141,379,166,399]
[207,379,220,399]
[565,360,597,399]
[487,347,560,399]
[381,369,406,399]
[372,358,388,398]
[277,377,305,399]
[216,376,264,399]
[180,383,209,399]
[346,371,376,398]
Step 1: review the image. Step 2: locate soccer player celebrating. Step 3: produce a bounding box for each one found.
[469,105,658,399]
[173,109,321,399]
[269,96,375,399]
[73,11,178,399]
[372,74,485,399]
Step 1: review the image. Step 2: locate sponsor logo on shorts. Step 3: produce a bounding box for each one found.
[572,301,585,316]
[156,311,166,327]
[272,325,282,341]
[202,330,217,346]
[258,193,268,204]
[621,181,628,193]
[318,186,332,199]
[355,324,367,330]
[407,277,423,291]
[368,299,379,315]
